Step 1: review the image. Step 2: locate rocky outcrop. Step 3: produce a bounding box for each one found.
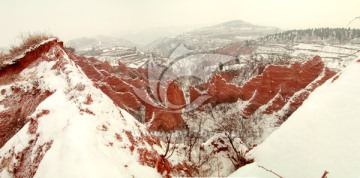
[70,55,144,111]
[192,74,242,107]
[72,50,335,129]
[147,81,186,131]
[70,53,187,131]
[190,56,336,119]
[241,56,336,118]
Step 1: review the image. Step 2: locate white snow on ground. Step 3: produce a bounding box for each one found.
[0,85,11,101]
[0,43,162,178]
[33,90,160,178]
[230,58,360,178]
[228,162,278,178]
[0,105,5,112]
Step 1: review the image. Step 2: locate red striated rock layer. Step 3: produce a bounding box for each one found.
[196,74,243,107]
[166,81,186,107]
[191,56,336,118]
[68,46,334,129]
[70,53,186,131]
[241,56,336,117]
[70,55,144,112]
[72,49,335,128]
[146,81,186,131]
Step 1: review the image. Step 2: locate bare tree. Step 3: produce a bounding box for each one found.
[214,113,252,169]
[163,132,177,159]
[186,105,252,172]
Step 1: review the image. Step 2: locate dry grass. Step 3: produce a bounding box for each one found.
[0,32,56,68]
[9,32,55,56]
[0,51,5,59]
[0,51,6,68]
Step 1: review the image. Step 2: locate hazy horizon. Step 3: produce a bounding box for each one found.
[1,0,360,47]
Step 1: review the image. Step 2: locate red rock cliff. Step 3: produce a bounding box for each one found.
[190,56,336,119]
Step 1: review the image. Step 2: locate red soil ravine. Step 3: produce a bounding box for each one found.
[70,53,186,131]
[190,56,336,118]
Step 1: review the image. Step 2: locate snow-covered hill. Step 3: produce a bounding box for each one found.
[146,20,279,57]
[230,58,360,177]
[0,39,165,177]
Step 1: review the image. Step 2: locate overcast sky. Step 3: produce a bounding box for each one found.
[1,0,360,46]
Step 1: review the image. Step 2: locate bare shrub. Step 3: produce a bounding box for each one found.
[213,112,254,169]
[9,32,56,56]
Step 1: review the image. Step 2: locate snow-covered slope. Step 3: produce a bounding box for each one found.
[0,39,164,177]
[230,58,360,177]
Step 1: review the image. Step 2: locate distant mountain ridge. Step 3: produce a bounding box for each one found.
[145,20,280,57]
[66,35,136,54]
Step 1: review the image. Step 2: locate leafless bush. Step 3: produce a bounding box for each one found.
[163,133,177,159]
[212,113,248,167]
[9,32,55,56]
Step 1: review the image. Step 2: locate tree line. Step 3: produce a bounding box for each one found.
[259,28,360,44]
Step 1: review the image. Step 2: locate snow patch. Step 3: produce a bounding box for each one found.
[0,105,6,112]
